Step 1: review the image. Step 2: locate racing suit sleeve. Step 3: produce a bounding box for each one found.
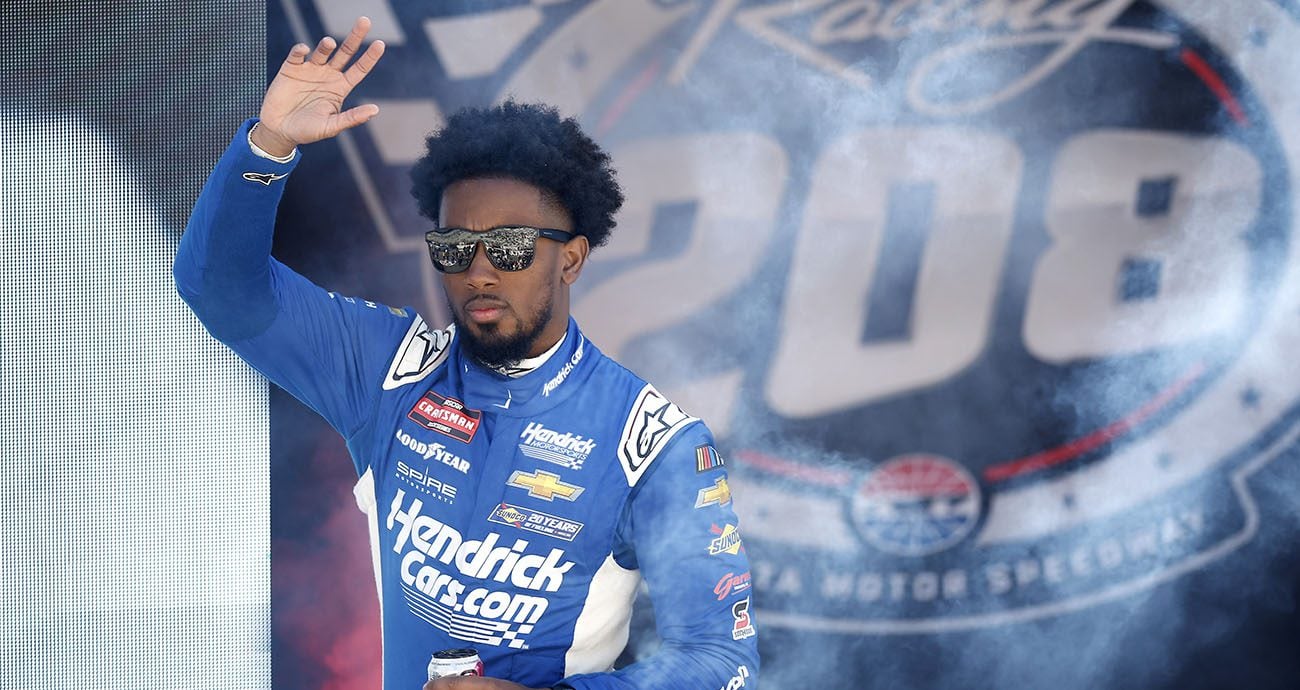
[173,119,413,458]
[562,424,759,689]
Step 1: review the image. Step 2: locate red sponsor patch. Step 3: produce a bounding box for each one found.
[730,597,755,640]
[407,391,481,443]
[713,571,752,601]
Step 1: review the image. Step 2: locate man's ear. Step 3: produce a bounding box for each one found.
[560,235,590,286]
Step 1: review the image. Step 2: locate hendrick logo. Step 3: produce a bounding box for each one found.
[488,502,584,542]
[518,422,596,470]
[541,336,585,397]
[408,391,481,443]
[388,489,573,648]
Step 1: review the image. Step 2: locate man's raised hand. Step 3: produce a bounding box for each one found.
[251,16,385,157]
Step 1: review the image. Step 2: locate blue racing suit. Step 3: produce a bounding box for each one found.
[174,120,759,690]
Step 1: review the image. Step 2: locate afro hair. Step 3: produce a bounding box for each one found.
[409,101,624,249]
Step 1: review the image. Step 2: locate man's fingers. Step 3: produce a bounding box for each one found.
[328,16,371,69]
[344,40,386,84]
[309,36,336,65]
[284,43,310,66]
[331,104,380,134]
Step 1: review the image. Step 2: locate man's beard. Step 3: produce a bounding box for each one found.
[451,292,554,371]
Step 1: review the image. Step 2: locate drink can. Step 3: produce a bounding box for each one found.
[427,648,484,679]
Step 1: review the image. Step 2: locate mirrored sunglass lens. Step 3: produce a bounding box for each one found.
[481,228,539,272]
[427,227,543,272]
[428,236,475,272]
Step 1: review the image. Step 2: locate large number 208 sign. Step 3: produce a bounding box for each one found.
[582,128,1259,419]
[292,0,1300,673]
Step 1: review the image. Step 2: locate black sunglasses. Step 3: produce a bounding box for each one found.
[424,225,574,274]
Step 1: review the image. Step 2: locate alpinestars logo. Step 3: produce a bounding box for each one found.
[617,385,698,486]
[241,171,287,185]
[388,489,574,649]
[384,319,452,391]
[518,422,596,470]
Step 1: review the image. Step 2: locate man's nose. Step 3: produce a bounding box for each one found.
[462,242,499,288]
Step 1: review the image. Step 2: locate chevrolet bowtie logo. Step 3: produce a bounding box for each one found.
[507,469,584,502]
[695,477,731,509]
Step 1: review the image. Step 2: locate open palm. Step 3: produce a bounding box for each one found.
[255,16,385,155]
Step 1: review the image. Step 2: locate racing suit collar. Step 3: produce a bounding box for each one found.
[455,317,596,417]
[487,332,567,378]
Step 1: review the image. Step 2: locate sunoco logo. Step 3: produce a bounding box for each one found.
[488,502,585,542]
[294,0,1300,640]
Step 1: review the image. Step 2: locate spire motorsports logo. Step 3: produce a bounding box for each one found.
[286,0,1300,635]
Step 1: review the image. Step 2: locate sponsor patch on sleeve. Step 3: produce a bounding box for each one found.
[720,665,751,690]
[695,477,732,509]
[708,523,745,556]
[617,384,698,486]
[730,597,756,640]
[713,571,752,601]
[383,317,452,391]
[695,444,724,472]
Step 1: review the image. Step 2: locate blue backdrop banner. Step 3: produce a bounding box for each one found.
[265,2,1300,688]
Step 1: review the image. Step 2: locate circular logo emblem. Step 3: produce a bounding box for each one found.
[312,0,1300,641]
[850,454,981,557]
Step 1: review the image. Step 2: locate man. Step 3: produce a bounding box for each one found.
[174,17,758,690]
